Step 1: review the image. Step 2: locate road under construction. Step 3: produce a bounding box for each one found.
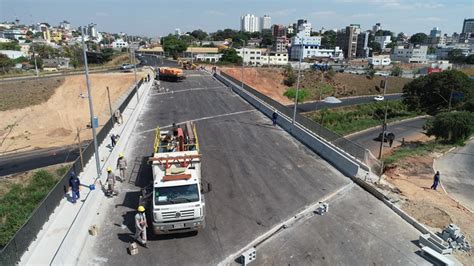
[69,56,429,265]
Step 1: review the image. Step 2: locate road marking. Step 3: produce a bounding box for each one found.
[136,109,256,135]
[218,182,355,266]
[149,86,226,96]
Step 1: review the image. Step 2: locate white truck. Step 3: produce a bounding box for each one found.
[147,122,207,234]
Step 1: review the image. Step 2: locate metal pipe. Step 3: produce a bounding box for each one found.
[81,27,101,179]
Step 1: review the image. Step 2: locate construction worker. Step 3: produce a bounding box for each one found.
[105,167,117,196]
[135,206,148,248]
[116,153,127,182]
[69,172,81,204]
[114,109,123,125]
[272,110,278,126]
[431,171,441,190]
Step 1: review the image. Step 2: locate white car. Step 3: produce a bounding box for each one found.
[374,95,384,101]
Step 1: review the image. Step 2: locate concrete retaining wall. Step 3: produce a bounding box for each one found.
[214,73,360,177]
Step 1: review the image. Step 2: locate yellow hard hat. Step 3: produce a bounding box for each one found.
[138,206,145,212]
[119,153,124,158]
[107,167,112,172]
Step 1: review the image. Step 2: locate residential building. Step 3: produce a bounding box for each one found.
[184,47,221,62]
[272,24,286,38]
[175,28,181,36]
[374,35,391,49]
[137,46,164,56]
[260,15,271,32]
[19,43,30,55]
[462,18,474,34]
[240,14,259,33]
[289,45,343,60]
[59,20,71,31]
[357,31,370,58]
[236,47,266,65]
[368,55,391,66]
[372,23,382,33]
[0,50,26,59]
[297,19,307,28]
[430,27,441,38]
[297,22,312,37]
[2,29,26,41]
[435,44,471,59]
[247,38,262,47]
[0,37,11,42]
[236,47,288,66]
[88,24,98,38]
[51,30,62,43]
[111,39,129,49]
[337,25,361,59]
[391,44,428,63]
[287,24,294,34]
[43,58,71,69]
[274,37,289,53]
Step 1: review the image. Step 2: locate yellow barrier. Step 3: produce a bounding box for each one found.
[193,123,200,152]
[153,127,161,153]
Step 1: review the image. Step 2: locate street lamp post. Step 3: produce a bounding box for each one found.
[32,44,39,77]
[378,77,388,159]
[241,40,245,89]
[292,38,304,126]
[81,27,101,179]
[129,36,139,102]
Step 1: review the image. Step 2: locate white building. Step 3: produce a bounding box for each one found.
[374,35,391,50]
[111,39,129,49]
[290,45,344,60]
[240,14,259,33]
[260,15,271,32]
[391,45,428,63]
[175,28,182,36]
[59,20,71,31]
[0,50,26,59]
[236,47,288,66]
[368,55,391,66]
[297,22,312,37]
[435,44,471,60]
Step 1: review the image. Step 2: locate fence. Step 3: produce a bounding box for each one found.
[217,71,373,166]
[0,79,144,266]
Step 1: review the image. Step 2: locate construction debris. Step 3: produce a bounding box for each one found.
[315,202,329,215]
[129,242,139,255]
[88,225,98,236]
[440,224,471,252]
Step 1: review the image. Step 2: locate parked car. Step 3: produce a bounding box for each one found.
[373,95,384,101]
[375,131,395,142]
[120,63,134,71]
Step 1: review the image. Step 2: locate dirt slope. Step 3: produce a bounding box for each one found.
[0,72,143,154]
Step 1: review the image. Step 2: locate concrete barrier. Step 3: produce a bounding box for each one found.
[214,73,360,178]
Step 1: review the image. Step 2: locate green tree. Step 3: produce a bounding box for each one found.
[321,30,336,49]
[402,70,474,114]
[466,54,474,64]
[190,29,208,41]
[409,33,428,45]
[0,41,21,51]
[448,49,465,64]
[283,65,297,86]
[425,112,474,143]
[31,43,58,59]
[366,69,376,79]
[162,34,188,59]
[369,42,381,54]
[219,48,241,63]
[101,48,115,61]
[260,30,274,47]
[391,66,403,76]
[284,88,308,103]
[0,54,14,72]
[427,47,436,54]
[396,32,406,42]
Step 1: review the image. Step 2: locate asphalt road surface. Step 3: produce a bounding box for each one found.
[0,145,80,176]
[293,94,402,113]
[347,117,427,156]
[435,139,474,211]
[76,68,427,265]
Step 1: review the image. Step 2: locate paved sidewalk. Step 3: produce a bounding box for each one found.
[20,72,154,265]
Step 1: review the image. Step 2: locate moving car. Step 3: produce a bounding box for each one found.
[373,95,384,101]
[375,131,395,142]
[120,63,134,71]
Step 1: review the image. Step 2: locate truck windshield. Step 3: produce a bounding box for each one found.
[155,184,199,205]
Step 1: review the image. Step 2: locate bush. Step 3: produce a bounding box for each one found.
[425,111,474,143]
[391,66,403,77]
[283,72,297,86]
[0,170,60,247]
[284,88,308,103]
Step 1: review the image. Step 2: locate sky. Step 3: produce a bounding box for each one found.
[1,0,473,37]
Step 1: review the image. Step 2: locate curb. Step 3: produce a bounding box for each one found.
[294,93,403,106]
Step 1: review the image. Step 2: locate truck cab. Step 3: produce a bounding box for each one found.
[148,123,206,234]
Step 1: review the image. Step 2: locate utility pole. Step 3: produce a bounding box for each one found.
[32,44,39,77]
[378,77,389,159]
[241,40,245,89]
[76,127,84,170]
[448,87,453,112]
[106,86,113,124]
[292,38,304,126]
[81,26,101,179]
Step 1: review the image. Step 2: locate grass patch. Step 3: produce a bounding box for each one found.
[383,140,452,167]
[0,77,65,111]
[0,166,68,247]
[304,100,422,135]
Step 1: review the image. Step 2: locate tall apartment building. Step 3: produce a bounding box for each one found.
[274,37,289,53]
[272,24,286,37]
[372,23,382,33]
[357,31,370,58]
[461,18,474,34]
[374,35,391,49]
[337,25,361,59]
[260,15,271,32]
[391,44,428,63]
[240,14,259,33]
[297,22,312,37]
